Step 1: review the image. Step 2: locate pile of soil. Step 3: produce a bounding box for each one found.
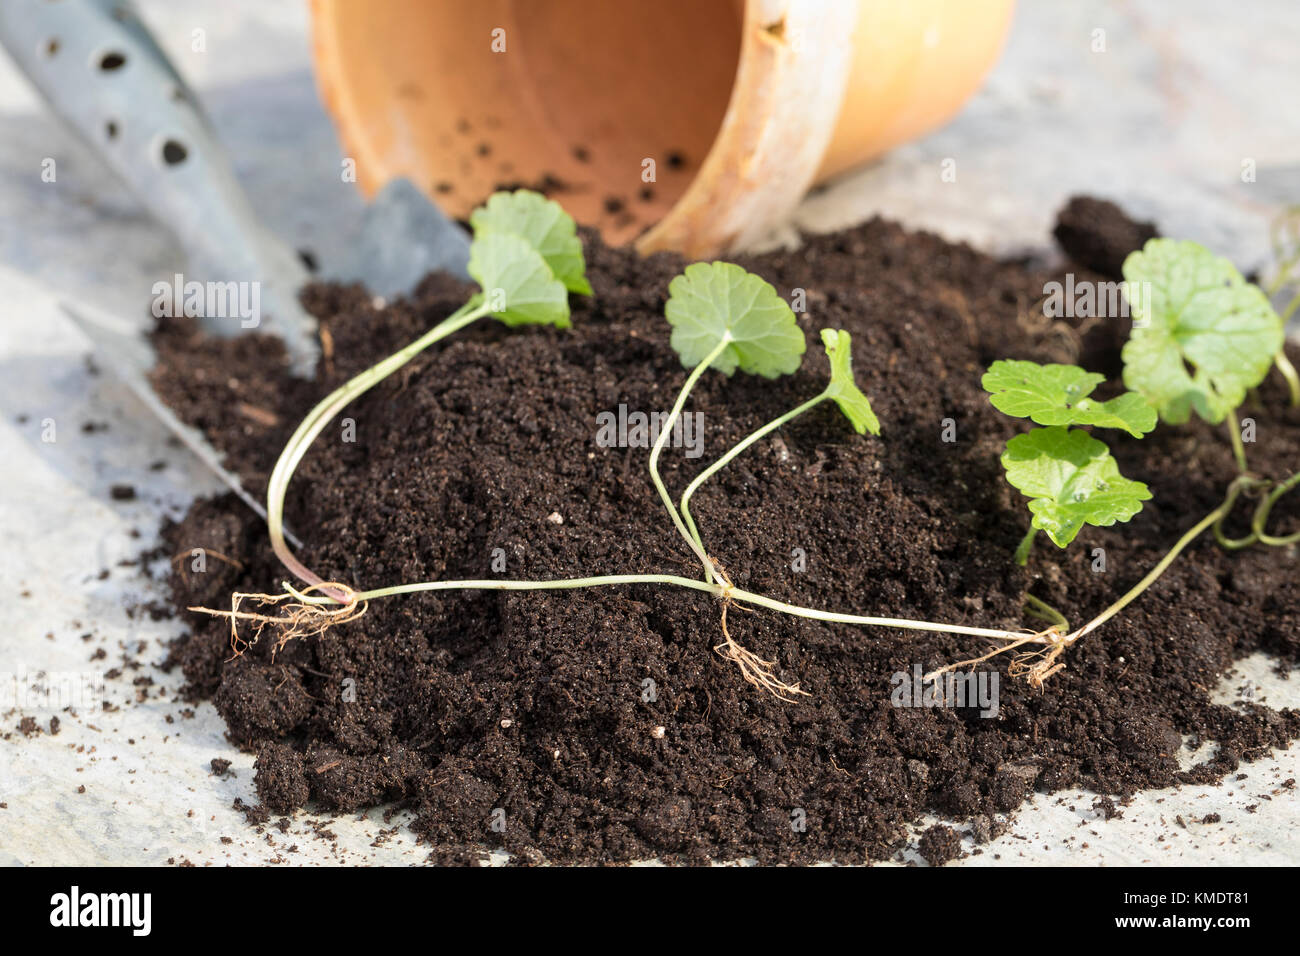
[151,199,1300,865]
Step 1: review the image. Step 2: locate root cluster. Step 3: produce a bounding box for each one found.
[712,561,808,702]
[926,626,1073,691]
[716,601,809,702]
[190,583,366,658]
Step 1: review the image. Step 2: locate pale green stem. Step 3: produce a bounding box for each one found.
[647,336,733,578]
[1226,410,1249,474]
[1252,469,1300,546]
[724,586,1036,642]
[289,573,723,605]
[286,574,1036,644]
[1213,516,1257,551]
[1013,527,1037,566]
[1264,263,1297,297]
[267,298,489,599]
[1280,289,1300,324]
[1023,592,1069,631]
[679,391,830,573]
[1274,350,1300,408]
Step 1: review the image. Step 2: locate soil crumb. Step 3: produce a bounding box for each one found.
[1052,195,1159,278]
[918,824,965,865]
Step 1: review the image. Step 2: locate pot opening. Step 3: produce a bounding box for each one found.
[316,0,743,243]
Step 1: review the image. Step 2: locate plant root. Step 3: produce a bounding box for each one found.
[711,559,808,703]
[715,601,809,703]
[1006,640,1069,688]
[190,582,365,658]
[924,626,1069,690]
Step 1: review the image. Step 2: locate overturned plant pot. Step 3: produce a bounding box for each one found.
[152,200,1300,865]
[309,0,1015,256]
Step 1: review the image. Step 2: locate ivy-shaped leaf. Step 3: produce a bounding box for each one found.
[468,232,570,328]
[1121,239,1283,424]
[469,190,592,295]
[1002,426,1151,548]
[983,360,1156,437]
[665,262,805,378]
[819,329,880,435]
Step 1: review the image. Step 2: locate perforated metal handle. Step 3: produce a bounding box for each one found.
[0,0,318,374]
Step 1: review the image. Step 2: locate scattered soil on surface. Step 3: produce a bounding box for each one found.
[151,198,1300,865]
[918,824,965,865]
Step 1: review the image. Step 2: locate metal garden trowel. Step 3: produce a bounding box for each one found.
[0,0,470,529]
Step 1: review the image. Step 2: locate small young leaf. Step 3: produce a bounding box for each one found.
[982,360,1156,437]
[665,262,805,378]
[468,232,570,328]
[1002,426,1151,548]
[819,329,880,435]
[469,190,593,295]
[1121,238,1283,424]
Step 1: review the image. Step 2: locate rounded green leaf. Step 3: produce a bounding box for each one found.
[819,329,879,435]
[469,190,592,295]
[983,359,1156,437]
[468,232,570,328]
[1002,426,1151,548]
[664,262,805,378]
[1121,239,1283,424]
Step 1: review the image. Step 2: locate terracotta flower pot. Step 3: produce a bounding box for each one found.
[310,0,1014,258]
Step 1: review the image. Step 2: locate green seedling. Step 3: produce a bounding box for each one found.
[650,260,808,579]
[982,359,1154,565]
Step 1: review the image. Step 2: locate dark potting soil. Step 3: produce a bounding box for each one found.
[150,199,1300,865]
[1052,196,1159,279]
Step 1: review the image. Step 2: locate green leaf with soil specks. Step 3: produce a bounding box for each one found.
[820,329,879,435]
[469,190,592,295]
[468,232,570,328]
[1121,239,1283,424]
[665,262,805,378]
[982,360,1156,436]
[1002,426,1151,548]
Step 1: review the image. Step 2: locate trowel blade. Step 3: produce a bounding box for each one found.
[59,299,303,550]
